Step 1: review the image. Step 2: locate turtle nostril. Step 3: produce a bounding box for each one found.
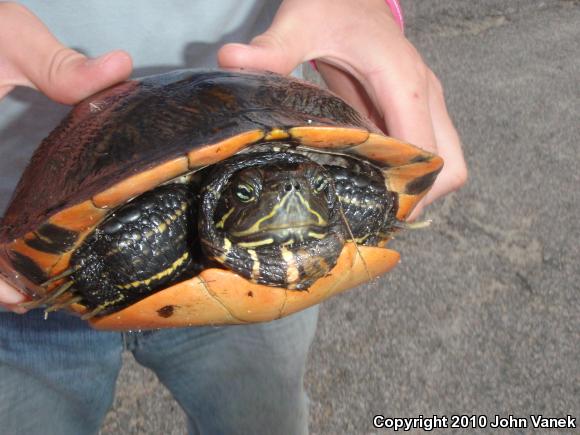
[284,183,301,191]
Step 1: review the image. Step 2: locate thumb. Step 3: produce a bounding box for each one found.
[30,49,133,104]
[218,19,310,75]
[0,3,133,104]
[0,278,27,313]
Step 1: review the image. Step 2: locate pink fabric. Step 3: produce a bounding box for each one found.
[309,0,404,70]
[384,0,405,33]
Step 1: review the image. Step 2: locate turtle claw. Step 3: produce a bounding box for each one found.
[393,219,432,230]
[44,295,83,313]
[80,305,107,320]
[20,281,75,309]
[40,268,75,287]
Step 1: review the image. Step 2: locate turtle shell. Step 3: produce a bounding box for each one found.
[0,69,443,330]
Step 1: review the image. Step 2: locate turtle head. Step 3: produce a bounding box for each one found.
[214,161,333,248]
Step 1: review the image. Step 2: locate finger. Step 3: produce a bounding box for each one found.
[363,51,437,153]
[218,2,312,75]
[218,35,307,76]
[346,51,438,221]
[416,71,467,213]
[0,279,27,313]
[316,61,386,130]
[423,71,467,202]
[312,42,439,151]
[407,73,467,220]
[0,304,27,314]
[0,3,133,104]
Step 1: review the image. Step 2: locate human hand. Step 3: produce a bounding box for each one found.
[0,2,132,102]
[0,2,133,311]
[0,278,26,313]
[218,0,467,219]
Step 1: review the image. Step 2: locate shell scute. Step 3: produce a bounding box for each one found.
[93,157,190,209]
[187,130,265,168]
[289,126,369,148]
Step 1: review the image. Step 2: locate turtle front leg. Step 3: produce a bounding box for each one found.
[23,183,197,318]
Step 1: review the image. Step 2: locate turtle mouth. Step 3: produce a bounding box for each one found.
[231,227,328,248]
[229,222,328,247]
[230,221,325,236]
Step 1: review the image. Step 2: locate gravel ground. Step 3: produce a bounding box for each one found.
[101,1,580,433]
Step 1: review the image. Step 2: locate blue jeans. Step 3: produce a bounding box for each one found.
[0,306,318,435]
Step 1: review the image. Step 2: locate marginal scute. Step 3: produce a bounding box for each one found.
[404,169,442,196]
[351,133,426,167]
[8,237,61,275]
[289,126,369,148]
[187,130,265,168]
[92,157,190,208]
[2,249,48,290]
[385,157,444,195]
[395,193,424,220]
[25,224,78,255]
[48,200,108,232]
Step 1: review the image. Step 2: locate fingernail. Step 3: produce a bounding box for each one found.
[0,292,26,305]
[85,51,117,68]
[0,282,26,304]
[225,43,249,49]
[10,305,28,314]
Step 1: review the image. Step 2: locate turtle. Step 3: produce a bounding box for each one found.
[0,69,443,330]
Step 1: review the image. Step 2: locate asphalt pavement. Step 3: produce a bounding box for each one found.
[100,1,580,433]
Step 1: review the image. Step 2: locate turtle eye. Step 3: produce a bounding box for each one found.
[313,175,328,193]
[234,183,255,203]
